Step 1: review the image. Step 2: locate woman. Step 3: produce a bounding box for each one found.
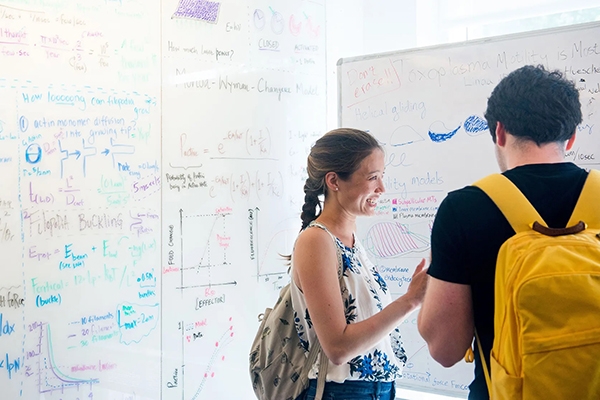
[290,128,428,400]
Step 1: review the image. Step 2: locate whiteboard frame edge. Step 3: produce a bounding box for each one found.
[336,20,600,128]
[337,57,343,127]
[337,20,600,67]
[395,381,469,399]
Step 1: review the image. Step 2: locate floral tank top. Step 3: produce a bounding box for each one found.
[290,222,407,382]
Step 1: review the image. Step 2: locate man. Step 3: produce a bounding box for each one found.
[417,65,586,399]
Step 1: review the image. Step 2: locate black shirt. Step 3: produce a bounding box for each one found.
[428,162,588,400]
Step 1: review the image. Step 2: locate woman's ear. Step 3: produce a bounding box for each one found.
[324,171,339,193]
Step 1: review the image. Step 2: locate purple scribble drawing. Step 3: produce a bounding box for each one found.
[172,0,221,23]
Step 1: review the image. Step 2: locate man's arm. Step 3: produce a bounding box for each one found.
[417,276,474,367]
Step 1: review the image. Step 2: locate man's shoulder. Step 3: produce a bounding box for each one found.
[435,183,504,231]
[443,184,491,208]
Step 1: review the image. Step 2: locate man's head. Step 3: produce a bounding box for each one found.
[484,65,582,146]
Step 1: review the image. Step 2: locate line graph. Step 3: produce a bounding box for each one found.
[27,322,98,397]
[189,320,234,400]
[250,209,295,289]
[176,208,236,293]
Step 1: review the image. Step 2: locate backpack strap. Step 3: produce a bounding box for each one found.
[473,173,547,233]
[567,169,600,228]
[300,340,327,399]
[475,329,492,396]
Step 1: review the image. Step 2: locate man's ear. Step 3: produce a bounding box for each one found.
[566,132,576,151]
[496,122,507,147]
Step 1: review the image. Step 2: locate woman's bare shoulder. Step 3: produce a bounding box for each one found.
[293,225,338,263]
[295,224,335,247]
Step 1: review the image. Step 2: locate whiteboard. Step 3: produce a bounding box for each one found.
[160,0,326,398]
[338,21,600,398]
[0,0,326,399]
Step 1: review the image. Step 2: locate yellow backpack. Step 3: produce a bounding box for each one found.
[473,169,600,400]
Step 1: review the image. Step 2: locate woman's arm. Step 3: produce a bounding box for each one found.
[293,228,428,365]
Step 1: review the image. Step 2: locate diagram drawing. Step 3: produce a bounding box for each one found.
[28,322,99,396]
[177,209,236,292]
[428,120,461,143]
[251,209,295,288]
[364,221,430,258]
[463,115,488,136]
[389,125,426,147]
[189,320,235,400]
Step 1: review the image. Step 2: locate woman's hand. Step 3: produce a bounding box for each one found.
[400,258,429,310]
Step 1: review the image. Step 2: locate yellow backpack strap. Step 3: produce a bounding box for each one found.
[473,173,547,233]
[567,169,600,228]
[475,329,492,396]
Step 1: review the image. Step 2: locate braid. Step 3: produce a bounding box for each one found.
[300,179,322,230]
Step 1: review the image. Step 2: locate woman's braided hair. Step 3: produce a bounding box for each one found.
[300,128,382,230]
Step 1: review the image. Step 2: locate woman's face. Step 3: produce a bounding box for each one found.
[336,148,385,217]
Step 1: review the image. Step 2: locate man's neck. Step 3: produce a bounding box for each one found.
[504,139,566,170]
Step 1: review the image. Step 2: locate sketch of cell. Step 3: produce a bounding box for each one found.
[270,10,285,34]
[428,120,461,143]
[364,222,430,258]
[306,16,321,38]
[289,14,302,36]
[389,125,425,147]
[253,9,266,30]
[463,115,488,136]
[172,0,221,23]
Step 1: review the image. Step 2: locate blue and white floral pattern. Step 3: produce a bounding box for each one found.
[289,222,407,383]
[349,349,400,381]
[344,293,358,323]
[339,240,361,274]
[391,328,407,366]
[372,267,388,293]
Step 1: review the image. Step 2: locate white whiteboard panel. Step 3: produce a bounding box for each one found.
[0,0,326,399]
[159,0,327,399]
[338,21,600,398]
[0,1,162,398]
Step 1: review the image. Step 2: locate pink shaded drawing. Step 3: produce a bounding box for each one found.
[173,0,221,23]
[365,222,429,258]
